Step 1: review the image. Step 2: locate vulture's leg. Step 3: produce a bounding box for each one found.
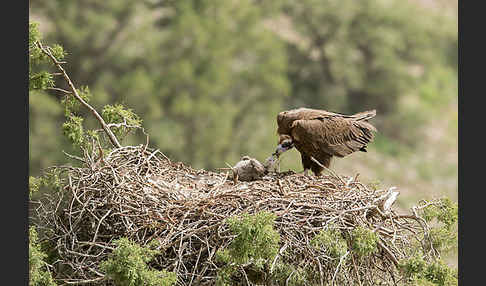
[300,153,313,176]
[310,154,332,177]
[311,163,323,177]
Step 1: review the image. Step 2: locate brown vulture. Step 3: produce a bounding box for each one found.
[273,107,377,176]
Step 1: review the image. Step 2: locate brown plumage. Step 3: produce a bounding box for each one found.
[274,107,377,176]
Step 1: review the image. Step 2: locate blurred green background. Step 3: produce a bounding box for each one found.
[29,0,457,213]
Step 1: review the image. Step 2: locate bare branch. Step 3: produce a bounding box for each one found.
[47,87,72,94]
[36,41,122,148]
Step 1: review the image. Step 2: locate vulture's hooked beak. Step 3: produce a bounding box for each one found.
[273,141,294,157]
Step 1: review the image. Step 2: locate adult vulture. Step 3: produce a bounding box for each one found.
[273,108,377,176]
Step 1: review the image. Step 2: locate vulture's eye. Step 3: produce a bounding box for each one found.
[282,141,293,148]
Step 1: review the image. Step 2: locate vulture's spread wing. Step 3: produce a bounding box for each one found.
[290,116,376,158]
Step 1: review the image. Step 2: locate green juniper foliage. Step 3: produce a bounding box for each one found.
[215,211,280,285]
[398,197,459,286]
[29,176,42,199]
[100,238,177,286]
[61,86,91,117]
[29,23,65,91]
[29,227,57,286]
[351,226,379,258]
[29,170,57,285]
[421,198,458,254]
[399,253,458,286]
[30,168,64,199]
[399,252,428,280]
[29,19,145,174]
[62,116,85,147]
[422,198,458,230]
[422,260,458,286]
[101,104,143,139]
[222,211,280,265]
[29,19,146,176]
[270,263,308,286]
[428,227,457,254]
[310,224,348,260]
[29,71,54,91]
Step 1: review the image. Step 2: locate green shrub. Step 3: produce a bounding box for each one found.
[351,226,379,258]
[423,260,458,286]
[222,211,280,265]
[100,238,177,286]
[311,225,348,260]
[399,254,458,286]
[423,198,458,230]
[271,263,308,286]
[61,86,91,117]
[29,227,56,286]
[399,252,428,279]
[215,211,281,285]
[422,198,458,254]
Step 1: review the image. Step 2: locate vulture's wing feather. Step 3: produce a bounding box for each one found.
[277,108,347,135]
[290,116,376,158]
[287,120,332,167]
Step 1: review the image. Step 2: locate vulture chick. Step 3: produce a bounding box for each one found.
[231,156,266,182]
[274,107,377,176]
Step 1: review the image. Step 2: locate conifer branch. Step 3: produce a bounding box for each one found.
[36,41,122,149]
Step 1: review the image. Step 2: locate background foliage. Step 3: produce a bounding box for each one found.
[29,0,457,269]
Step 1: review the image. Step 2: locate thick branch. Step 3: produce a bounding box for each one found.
[37,41,122,148]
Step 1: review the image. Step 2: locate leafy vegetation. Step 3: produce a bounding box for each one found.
[29,173,56,286]
[270,263,310,286]
[215,211,280,285]
[351,225,379,258]
[422,198,459,254]
[100,238,177,286]
[29,227,57,286]
[399,253,458,286]
[397,198,459,285]
[310,224,348,260]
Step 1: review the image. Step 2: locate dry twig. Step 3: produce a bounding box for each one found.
[32,145,443,285]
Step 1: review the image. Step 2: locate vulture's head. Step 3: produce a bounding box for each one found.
[273,134,294,157]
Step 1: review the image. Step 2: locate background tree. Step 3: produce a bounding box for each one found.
[29,0,289,174]
[29,0,457,172]
[279,0,457,144]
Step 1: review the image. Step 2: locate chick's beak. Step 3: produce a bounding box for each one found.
[273,143,292,157]
[274,145,285,156]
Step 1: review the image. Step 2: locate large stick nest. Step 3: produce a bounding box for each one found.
[32,145,442,285]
